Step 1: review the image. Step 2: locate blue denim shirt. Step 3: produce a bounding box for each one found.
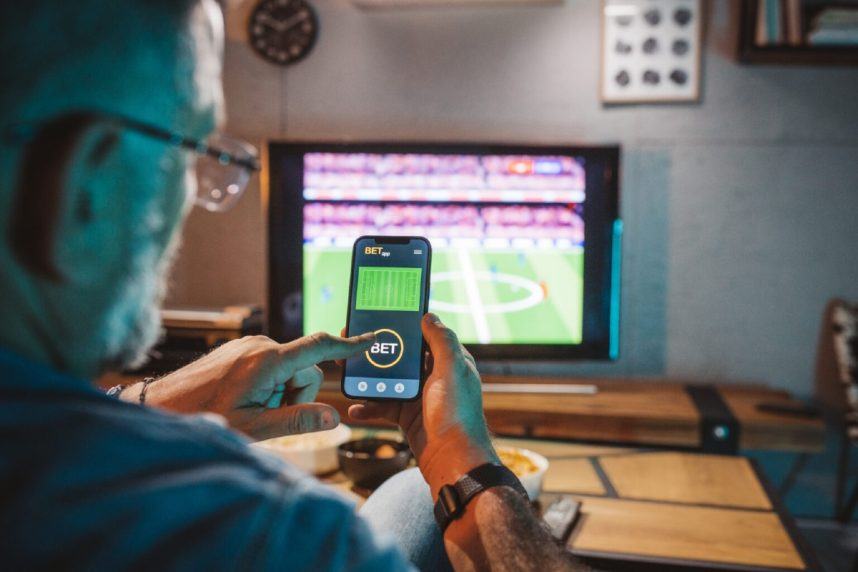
[0,348,411,570]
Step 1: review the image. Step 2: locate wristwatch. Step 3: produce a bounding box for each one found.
[433,462,529,532]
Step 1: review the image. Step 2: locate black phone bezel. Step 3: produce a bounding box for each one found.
[340,235,432,402]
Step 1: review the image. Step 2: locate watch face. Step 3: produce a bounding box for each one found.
[248,0,318,66]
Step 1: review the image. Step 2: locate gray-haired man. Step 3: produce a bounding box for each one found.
[0,2,583,569]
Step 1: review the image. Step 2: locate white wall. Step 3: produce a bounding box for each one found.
[168,0,858,396]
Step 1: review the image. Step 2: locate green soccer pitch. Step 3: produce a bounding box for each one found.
[303,245,583,345]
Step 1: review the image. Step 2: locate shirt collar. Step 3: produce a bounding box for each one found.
[0,345,101,397]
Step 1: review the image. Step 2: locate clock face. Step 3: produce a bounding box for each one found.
[248,0,318,66]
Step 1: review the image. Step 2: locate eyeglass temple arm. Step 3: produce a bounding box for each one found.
[120,117,261,172]
[3,115,261,173]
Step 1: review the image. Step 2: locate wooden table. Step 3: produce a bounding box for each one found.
[99,366,821,569]
[316,375,825,454]
[321,434,819,571]
[535,443,819,571]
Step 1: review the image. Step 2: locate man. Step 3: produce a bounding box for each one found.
[0,1,583,569]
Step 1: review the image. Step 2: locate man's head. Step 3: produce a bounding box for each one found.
[0,0,225,378]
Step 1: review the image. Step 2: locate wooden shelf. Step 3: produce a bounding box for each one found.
[738,0,858,66]
[739,45,858,65]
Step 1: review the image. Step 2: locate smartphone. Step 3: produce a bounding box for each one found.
[342,236,432,401]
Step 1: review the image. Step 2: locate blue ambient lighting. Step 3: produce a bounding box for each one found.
[609,219,623,360]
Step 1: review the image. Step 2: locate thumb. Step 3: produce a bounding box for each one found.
[244,403,340,441]
[348,401,400,424]
[421,313,458,361]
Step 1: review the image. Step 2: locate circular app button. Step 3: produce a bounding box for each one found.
[376,382,387,393]
[357,381,368,392]
[365,328,405,369]
[394,383,405,394]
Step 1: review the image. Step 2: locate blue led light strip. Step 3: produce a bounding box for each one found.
[609,219,623,360]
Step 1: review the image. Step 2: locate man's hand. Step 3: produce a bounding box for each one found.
[124,332,374,441]
[349,317,585,571]
[348,313,498,499]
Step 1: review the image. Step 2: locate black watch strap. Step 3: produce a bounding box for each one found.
[433,462,529,532]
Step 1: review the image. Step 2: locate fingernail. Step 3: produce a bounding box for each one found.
[359,332,376,341]
[425,313,441,324]
[322,409,337,428]
[297,413,316,433]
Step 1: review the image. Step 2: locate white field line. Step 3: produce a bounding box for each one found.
[457,248,491,344]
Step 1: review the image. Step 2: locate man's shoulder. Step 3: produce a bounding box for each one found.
[0,388,317,495]
[0,392,370,569]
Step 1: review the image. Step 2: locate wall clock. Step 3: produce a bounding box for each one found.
[248,0,319,66]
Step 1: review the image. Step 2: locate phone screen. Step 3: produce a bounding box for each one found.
[342,236,431,401]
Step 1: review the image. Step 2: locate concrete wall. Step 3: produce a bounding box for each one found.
[167,0,858,396]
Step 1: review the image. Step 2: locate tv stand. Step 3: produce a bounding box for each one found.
[97,371,824,454]
[313,373,824,454]
[482,383,598,395]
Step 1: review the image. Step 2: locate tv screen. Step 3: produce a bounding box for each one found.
[269,143,620,360]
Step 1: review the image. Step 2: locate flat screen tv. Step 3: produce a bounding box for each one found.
[268,143,621,360]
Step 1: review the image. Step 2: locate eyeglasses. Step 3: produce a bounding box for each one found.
[3,112,261,213]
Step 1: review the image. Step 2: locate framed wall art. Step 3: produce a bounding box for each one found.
[601,0,703,103]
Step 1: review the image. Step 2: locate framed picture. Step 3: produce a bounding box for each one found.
[600,0,703,104]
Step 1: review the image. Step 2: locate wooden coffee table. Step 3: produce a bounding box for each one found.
[325,433,819,571]
[506,438,818,571]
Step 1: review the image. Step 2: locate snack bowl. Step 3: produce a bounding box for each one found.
[338,438,412,490]
[254,424,352,475]
[496,445,550,501]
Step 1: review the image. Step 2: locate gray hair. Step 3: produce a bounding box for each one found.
[0,1,204,126]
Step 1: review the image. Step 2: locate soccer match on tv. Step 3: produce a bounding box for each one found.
[301,152,586,345]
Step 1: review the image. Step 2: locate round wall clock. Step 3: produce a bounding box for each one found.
[248,0,318,66]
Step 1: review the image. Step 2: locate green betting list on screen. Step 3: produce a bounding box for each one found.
[355,266,422,312]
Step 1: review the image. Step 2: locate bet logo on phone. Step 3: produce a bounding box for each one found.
[365,328,404,369]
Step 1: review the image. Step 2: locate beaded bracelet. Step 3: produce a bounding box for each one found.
[105,377,157,404]
[138,377,157,404]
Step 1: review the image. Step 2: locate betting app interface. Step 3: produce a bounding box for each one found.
[343,238,429,400]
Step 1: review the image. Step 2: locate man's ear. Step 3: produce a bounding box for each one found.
[52,121,124,287]
[9,113,121,285]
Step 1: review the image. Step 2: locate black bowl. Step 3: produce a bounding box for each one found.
[337,438,412,490]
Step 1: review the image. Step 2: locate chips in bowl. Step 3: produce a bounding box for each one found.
[496,445,549,500]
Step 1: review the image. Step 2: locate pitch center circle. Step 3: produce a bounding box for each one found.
[429,271,544,315]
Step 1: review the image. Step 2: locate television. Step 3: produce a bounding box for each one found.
[268,143,621,360]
